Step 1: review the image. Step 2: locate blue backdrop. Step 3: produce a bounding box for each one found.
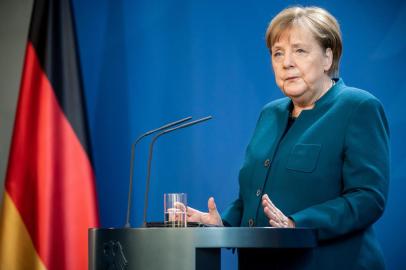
[71,0,406,268]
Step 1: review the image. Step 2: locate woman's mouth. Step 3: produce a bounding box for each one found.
[285,76,299,80]
[285,76,299,82]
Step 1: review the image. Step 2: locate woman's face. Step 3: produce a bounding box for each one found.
[271,26,332,106]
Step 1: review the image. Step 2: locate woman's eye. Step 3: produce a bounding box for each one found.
[296,49,306,54]
[273,51,282,57]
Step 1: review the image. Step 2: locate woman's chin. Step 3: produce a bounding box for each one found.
[282,87,306,99]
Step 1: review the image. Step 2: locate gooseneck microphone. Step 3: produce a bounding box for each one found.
[142,116,213,227]
[124,116,192,228]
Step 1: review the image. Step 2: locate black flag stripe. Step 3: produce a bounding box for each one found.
[28,0,92,160]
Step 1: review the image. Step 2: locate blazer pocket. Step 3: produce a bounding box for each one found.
[286,144,321,173]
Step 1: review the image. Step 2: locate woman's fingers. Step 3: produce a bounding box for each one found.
[262,194,291,228]
[206,197,223,226]
[186,206,202,222]
[186,206,200,216]
[187,214,201,222]
[208,197,218,214]
[186,198,224,226]
[265,206,288,227]
[174,202,187,212]
[262,194,277,209]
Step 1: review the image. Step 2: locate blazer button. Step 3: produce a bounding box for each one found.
[256,189,261,197]
[264,159,271,168]
[248,218,254,227]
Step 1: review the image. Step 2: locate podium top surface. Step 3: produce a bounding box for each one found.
[89,227,317,248]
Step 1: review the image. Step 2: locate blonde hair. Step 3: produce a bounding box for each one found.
[265,6,342,77]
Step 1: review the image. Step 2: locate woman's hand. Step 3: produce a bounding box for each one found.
[262,194,295,228]
[187,197,224,226]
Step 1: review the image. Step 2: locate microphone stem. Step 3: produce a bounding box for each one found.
[143,136,158,227]
[142,116,212,227]
[124,141,136,227]
[124,116,192,228]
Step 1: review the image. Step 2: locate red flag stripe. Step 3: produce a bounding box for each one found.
[5,42,99,270]
[28,0,93,157]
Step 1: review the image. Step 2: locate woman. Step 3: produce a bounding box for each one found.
[187,6,389,269]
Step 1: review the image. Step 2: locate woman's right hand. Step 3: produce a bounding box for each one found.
[187,197,224,226]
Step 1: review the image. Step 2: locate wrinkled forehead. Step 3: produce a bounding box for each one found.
[272,26,312,47]
[270,19,317,48]
[272,25,314,48]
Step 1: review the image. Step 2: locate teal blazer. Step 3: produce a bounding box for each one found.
[222,79,390,269]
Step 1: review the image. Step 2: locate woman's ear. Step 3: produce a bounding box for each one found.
[324,48,333,73]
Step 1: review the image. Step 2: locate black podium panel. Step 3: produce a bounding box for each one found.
[89,227,317,270]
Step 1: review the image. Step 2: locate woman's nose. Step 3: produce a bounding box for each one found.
[283,52,294,68]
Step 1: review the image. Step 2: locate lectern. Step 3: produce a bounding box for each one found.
[89,227,317,270]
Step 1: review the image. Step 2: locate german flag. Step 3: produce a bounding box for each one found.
[0,0,99,269]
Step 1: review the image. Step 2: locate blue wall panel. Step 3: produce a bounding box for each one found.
[72,0,406,268]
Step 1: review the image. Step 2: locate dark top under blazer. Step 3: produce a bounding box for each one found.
[222,78,390,269]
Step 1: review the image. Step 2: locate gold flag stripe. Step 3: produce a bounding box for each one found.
[0,192,47,270]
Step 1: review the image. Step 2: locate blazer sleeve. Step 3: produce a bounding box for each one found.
[289,97,390,240]
[221,192,243,227]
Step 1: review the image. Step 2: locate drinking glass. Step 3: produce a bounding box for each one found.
[164,193,187,227]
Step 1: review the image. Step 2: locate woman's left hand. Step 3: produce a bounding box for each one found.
[262,194,295,228]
